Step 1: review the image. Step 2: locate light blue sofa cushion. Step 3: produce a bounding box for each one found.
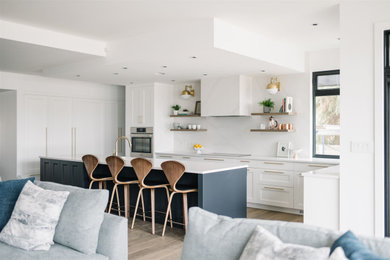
[36,181,108,255]
[97,213,128,260]
[0,242,108,260]
[181,207,390,260]
[0,177,35,231]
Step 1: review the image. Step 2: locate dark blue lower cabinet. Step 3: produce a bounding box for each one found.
[40,159,88,188]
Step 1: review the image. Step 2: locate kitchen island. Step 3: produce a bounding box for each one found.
[40,155,248,225]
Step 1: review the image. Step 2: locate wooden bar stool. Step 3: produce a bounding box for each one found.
[130,158,171,235]
[161,161,198,237]
[106,156,145,219]
[82,154,113,190]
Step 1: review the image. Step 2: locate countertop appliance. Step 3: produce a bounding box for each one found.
[130,127,153,158]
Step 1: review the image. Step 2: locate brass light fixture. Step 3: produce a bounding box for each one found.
[266,77,280,95]
[181,85,195,99]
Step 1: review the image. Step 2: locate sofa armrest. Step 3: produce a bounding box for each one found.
[97,213,128,260]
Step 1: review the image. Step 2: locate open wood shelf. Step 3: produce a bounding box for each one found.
[251,112,296,116]
[170,114,201,117]
[170,129,207,132]
[250,129,295,133]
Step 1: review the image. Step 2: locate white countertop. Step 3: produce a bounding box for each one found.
[301,165,339,179]
[39,155,248,175]
[155,151,339,165]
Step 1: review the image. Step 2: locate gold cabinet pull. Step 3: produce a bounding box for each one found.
[182,156,191,159]
[264,186,285,191]
[204,158,224,161]
[264,161,284,165]
[307,164,328,168]
[159,155,173,158]
[264,170,285,174]
[240,160,250,163]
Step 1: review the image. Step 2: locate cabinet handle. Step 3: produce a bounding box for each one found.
[182,156,191,159]
[307,164,328,168]
[264,161,284,165]
[204,158,224,161]
[159,155,173,158]
[264,170,285,174]
[240,160,250,163]
[264,186,285,191]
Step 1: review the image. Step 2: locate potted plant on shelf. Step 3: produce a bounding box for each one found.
[259,99,275,113]
[172,104,181,115]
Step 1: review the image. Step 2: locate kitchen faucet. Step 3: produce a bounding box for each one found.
[113,136,132,156]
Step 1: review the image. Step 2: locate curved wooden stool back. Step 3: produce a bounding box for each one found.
[161,160,197,236]
[106,156,125,182]
[131,158,153,187]
[82,154,99,180]
[160,161,185,192]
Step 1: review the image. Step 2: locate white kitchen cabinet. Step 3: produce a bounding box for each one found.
[72,99,104,156]
[126,85,154,127]
[22,95,48,175]
[256,185,294,208]
[247,168,255,203]
[293,173,304,210]
[201,75,252,116]
[255,168,294,188]
[47,97,72,157]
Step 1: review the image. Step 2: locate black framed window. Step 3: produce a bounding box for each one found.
[313,70,340,159]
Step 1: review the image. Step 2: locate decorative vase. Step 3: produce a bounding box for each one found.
[173,110,178,115]
[263,107,271,113]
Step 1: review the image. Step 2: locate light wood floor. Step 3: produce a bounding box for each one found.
[127,207,303,260]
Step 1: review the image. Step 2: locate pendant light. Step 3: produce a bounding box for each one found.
[266,77,280,95]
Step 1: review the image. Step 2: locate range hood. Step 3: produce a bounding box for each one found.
[201,75,252,117]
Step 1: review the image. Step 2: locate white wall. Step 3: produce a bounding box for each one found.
[168,49,339,158]
[0,90,17,181]
[339,1,390,236]
[0,71,125,178]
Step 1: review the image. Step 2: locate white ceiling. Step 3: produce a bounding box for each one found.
[0,0,340,85]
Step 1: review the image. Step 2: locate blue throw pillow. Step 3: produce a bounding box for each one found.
[0,177,35,231]
[330,230,389,260]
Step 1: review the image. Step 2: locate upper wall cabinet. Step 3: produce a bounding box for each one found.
[126,85,154,127]
[201,75,252,116]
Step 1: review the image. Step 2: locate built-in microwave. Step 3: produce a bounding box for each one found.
[130,127,153,158]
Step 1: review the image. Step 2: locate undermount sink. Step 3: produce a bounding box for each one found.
[202,153,251,157]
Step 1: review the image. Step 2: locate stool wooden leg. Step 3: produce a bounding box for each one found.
[103,181,107,189]
[98,181,103,189]
[115,186,121,216]
[131,187,143,229]
[182,193,188,232]
[140,190,146,221]
[162,192,175,237]
[151,189,155,235]
[108,184,117,214]
[164,187,173,228]
[89,180,95,190]
[124,184,130,218]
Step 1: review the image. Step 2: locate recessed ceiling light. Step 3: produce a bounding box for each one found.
[261,70,266,73]
[122,66,128,70]
[203,73,208,76]
[76,74,80,77]
[171,80,175,82]
[337,37,341,40]
[113,72,119,75]
[191,56,197,59]
[162,65,168,68]
[312,23,318,27]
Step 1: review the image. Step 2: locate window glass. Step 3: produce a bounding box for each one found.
[313,70,340,158]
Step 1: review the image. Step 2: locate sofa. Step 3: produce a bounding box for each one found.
[0,181,128,260]
[181,207,390,260]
